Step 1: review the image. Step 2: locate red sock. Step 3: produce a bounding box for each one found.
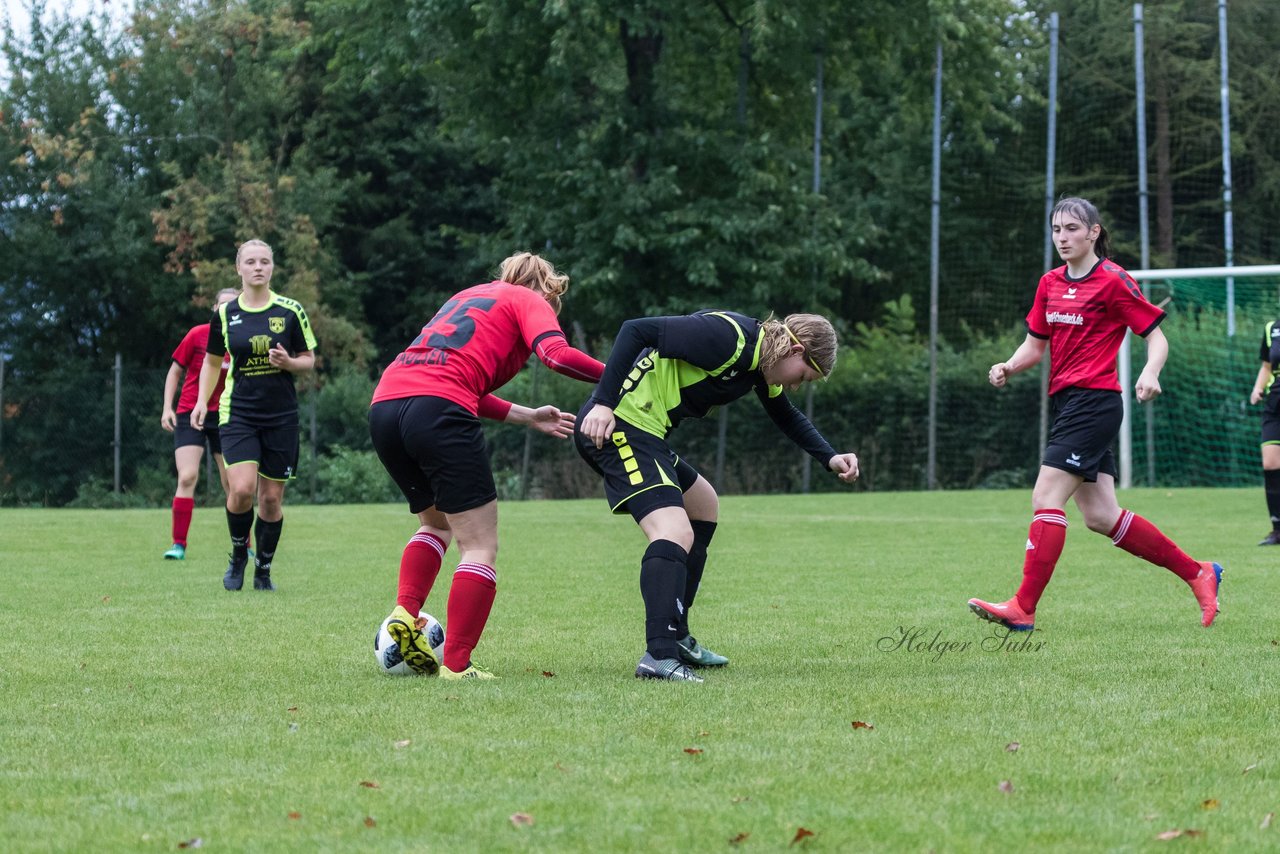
[1109,510,1200,581]
[443,563,497,672]
[1014,508,1068,613]
[396,532,447,614]
[171,496,194,547]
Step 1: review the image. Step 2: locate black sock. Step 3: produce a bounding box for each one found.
[254,516,283,570]
[226,508,254,560]
[1265,469,1280,530]
[639,539,688,660]
[678,520,718,637]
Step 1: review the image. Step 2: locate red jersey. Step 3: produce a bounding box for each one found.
[1026,259,1165,396]
[171,323,229,412]
[373,281,590,412]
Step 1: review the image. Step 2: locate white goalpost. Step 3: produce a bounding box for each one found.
[1119,263,1280,488]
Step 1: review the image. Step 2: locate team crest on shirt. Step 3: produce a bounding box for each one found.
[269,317,286,333]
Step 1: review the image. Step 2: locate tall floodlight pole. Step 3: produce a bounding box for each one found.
[927,41,942,490]
[1122,4,1150,490]
[1219,0,1235,336]
[1040,13,1059,455]
[801,49,824,494]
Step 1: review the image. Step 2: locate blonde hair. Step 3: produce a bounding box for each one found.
[758,313,837,378]
[215,287,239,301]
[235,238,273,265]
[499,252,569,314]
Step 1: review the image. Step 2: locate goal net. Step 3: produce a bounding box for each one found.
[1125,264,1280,487]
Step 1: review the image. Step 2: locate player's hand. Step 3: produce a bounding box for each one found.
[1251,388,1265,405]
[1135,371,1162,402]
[190,403,207,430]
[988,362,1011,388]
[269,343,292,371]
[529,405,575,439]
[829,452,860,483]
[161,408,176,432]
[580,404,616,449]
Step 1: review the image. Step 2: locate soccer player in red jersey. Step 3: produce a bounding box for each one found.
[369,251,604,680]
[968,197,1222,631]
[159,287,238,561]
[1248,323,1280,544]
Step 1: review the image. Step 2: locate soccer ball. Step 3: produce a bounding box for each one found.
[373,611,445,676]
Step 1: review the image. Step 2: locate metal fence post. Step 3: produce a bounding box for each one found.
[114,352,123,494]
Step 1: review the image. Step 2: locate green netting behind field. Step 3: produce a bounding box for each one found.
[1134,275,1280,487]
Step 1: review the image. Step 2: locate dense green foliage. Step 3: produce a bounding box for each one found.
[3,1,1278,503]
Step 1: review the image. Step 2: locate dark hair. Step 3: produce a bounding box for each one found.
[1052,197,1111,260]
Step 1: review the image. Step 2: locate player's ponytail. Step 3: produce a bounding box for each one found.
[499,252,570,315]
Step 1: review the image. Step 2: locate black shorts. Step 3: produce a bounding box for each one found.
[573,405,700,522]
[174,411,222,454]
[369,397,495,515]
[219,419,299,481]
[1262,399,1280,445]
[1042,388,1123,482]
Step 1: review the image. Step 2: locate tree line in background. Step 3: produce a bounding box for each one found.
[2,0,1277,505]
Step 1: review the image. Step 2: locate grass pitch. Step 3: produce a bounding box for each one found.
[1,488,1277,852]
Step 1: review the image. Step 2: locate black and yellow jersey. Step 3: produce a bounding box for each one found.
[1260,321,1280,400]
[206,292,317,426]
[590,310,836,465]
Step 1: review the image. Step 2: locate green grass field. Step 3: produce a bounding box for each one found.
[2,488,1277,852]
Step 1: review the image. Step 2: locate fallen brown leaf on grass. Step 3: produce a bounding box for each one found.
[1202,799,1219,810]
[178,839,204,849]
[1156,829,1203,840]
[102,596,111,603]
[287,812,301,820]
[541,671,555,677]
[287,707,298,713]
[731,796,751,804]
[791,827,815,845]
[1243,763,1259,774]
[851,721,874,730]
[729,832,750,844]
[998,780,1014,794]
[510,812,534,828]
[1005,742,1020,752]
[394,739,411,749]
[364,816,376,828]
[698,730,710,737]
[684,747,703,755]
[1262,813,1274,830]
[360,781,380,789]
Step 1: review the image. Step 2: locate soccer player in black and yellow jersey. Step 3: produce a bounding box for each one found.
[575,311,859,681]
[192,239,317,592]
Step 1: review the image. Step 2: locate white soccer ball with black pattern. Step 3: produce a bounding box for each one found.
[374,611,445,676]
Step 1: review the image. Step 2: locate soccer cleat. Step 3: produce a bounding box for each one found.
[223,553,248,591]
[634,651,704,682]
[676,634,729,667]
[1188,562,1223,627]
[252,562,275,591]
[1259,531,1280,546]
[439,662,497,680]
[385,605,440,676]
[163,544,186,561]
[967,596,1036,631]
